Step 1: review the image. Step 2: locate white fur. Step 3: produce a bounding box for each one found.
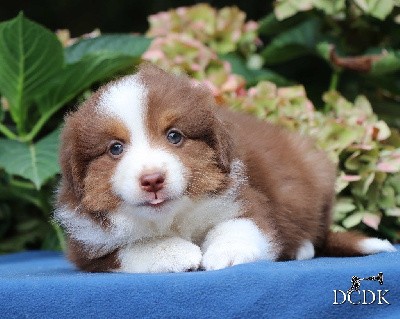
[54,159,245,259]
[98,75,187,209]
[358,238,396,255]
[116,237,202,273]
[296,240,315,260]
[201,218,277,271]
[112,146,187,208]
[98,75,146,132]
[54,187,242,259]
[54,206,132,258]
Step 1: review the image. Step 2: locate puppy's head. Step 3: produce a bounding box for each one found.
[58,64,233,217]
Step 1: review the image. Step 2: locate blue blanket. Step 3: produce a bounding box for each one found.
[0,248,399,319]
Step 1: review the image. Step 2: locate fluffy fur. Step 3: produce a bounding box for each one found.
[55,64,396,273]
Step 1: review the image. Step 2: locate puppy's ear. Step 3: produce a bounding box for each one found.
[59,117,86,200]
[213,117,233,173]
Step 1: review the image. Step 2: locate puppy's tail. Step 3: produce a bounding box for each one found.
[319,230,396,257]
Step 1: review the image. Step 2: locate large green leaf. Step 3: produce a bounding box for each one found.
[27,35,152,140]
[36,53,138,115]
[0,13,64,133]
[0,128,60,189]
[27,53,139,142]
[64,34,151,64]
[261,18,322,65]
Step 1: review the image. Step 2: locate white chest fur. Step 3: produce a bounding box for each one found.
[55,193,242,257]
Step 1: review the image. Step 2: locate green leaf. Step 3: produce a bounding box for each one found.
[28,35,152,139]
[36,53,138,116]
[370,50,400,76]
[386,207,400,217]
[316,42,332,62]
[362,172,376,195]
[261,18,322,65]
[28,53,139,142]
[0,128,60,189]
[313,0,346,15]
[388,175,400,193]
[0,13,64,133]
[342,211,364,228]
[258,12,310,36]
[334,198,357,214]
[274,0,313,20]
[379,185,396,209]
[0,98,4,123]
[333,197,356,222]
[64,34,152,64]
[220,53,291,86]
[354,0,395,20]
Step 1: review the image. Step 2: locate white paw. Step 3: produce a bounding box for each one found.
[201,219,277,271]
[296,240,315,260]
[201,243,264,271]
[359,238,397,255]
[118,237,202,273]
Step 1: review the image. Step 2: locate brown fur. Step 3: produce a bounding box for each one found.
[217,108,337,259]
[58,64,380,272]
[140,68,232,197]
[67,239,120,272]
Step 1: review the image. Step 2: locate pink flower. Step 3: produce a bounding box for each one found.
[362,213,381,231]
[376,162,399,173]
[142,50,165,61]
[244,21,258,32]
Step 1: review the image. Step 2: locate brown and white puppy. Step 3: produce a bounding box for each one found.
[55,64,396,273]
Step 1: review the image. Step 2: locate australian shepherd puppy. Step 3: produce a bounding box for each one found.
[55,64,395,273]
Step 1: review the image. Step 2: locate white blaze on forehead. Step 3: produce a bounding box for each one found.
[98,74,147,139]
[96,74,188,208]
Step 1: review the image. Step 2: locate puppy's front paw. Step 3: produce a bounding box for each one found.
[201,243,264,271]
[201,219,277,271]
[118,237,202,273]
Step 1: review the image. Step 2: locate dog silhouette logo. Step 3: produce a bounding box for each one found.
[347,272,384,294]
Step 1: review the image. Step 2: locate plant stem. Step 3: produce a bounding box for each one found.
[21,106,59,143]
[10,178,36,190]
[329,70,340,92]
[323,70,341,113]
[0,123,18,140]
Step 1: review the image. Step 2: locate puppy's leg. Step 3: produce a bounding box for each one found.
[201,218,278,271]
[116,237,202,273]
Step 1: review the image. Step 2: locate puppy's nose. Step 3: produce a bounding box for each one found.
[140,172,165,193]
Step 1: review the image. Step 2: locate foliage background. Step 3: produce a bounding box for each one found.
[0,1,399,253]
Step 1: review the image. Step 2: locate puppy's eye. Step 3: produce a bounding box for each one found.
[166,129,184,145]
[108,141,124,157]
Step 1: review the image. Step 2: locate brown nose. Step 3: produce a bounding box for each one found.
[140,172,165,193]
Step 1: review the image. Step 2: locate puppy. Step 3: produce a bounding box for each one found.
[55,64,396,273]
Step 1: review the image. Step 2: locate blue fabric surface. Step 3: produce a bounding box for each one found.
[0,248,399,319]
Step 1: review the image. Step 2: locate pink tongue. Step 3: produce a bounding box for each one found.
[149,198,165,205]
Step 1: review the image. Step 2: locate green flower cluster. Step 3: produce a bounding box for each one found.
[274,0,400,21]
